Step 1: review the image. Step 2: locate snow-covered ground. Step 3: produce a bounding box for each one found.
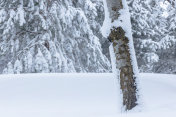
[0,73,175,117]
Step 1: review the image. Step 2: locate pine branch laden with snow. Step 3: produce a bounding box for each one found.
[127,0,176,73]
[102,0,139,110]
[0,0,111,74]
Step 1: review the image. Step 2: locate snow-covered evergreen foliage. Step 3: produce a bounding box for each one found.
[155,1,176,73]
[128,0,176,73]
[0,0,111,74]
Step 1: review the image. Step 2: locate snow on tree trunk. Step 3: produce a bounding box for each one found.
[109,27,137,110]
[102,0,139,110]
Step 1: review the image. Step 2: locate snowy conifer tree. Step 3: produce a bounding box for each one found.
[128,0,176,72]
[14,59,22,74]
[0,0,111,73]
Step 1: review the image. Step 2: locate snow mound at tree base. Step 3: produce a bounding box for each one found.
[0,73,176,117]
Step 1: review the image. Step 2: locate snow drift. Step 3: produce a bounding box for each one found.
[0,73,176,117]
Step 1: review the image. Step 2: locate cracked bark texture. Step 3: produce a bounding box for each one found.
[107,0,138,110]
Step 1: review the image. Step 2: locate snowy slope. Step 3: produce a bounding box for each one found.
[0,73,176,117]
[0,73,120,117]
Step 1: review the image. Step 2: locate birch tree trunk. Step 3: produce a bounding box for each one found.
[106,0,138,110]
